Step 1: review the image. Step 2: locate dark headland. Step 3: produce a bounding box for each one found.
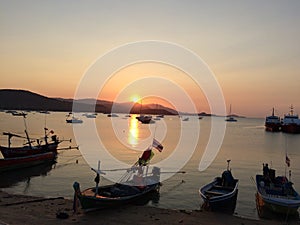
[0,89,177,115]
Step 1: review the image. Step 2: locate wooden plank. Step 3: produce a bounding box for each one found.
[205,190,223,196]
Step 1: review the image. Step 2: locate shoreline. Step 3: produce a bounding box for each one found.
[0,191,298,225]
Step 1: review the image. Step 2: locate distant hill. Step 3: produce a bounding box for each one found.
[0,89,178,115]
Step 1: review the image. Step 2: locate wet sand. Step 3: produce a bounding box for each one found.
[0,191,298,225]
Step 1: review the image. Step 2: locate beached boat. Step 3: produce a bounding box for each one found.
[199,160,239,213]
[0,152,56,172]
[73,166,160,211]
[265,108,281,132]
[73,138,163,212]
[281,105,300,134]
[225,105,237,122]
[66,113,83,123]
[255,163,300,217]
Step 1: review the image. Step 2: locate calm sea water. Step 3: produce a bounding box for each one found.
[1,111,300,220]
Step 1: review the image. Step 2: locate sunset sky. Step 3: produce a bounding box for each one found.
[1,1,300,117]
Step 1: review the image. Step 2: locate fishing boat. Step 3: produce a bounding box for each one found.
[225,105,237,122]
[0,131,60,158]
[255,163,300,217]
[281,105,300,134]
[66,113,83,123]
[265,108,281,132]
[0,152,56,172]
[0,114,62,158]
[73,138,163,212]
[199,160,239,213]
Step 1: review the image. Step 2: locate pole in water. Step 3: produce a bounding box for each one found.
[94,161,101,196]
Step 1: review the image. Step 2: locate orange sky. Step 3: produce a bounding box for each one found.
[98,62,209,113]
[1,1,300,117]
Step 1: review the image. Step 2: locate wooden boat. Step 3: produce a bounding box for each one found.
[73,166,160,211]
[265,108,281,132]
[199,160,239,213]
[255,163,300,217]
[0,141,59,158]
[281,105,300,134]
[73,139,164,212]
[0,115,62,158]
[0,152,56,172]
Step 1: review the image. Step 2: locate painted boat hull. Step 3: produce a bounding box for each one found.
[0,142,59,158]
[281,124,300,134]
[265,123,281,132]
[255,174,300,218]
[200,174,239,214]
[0,152,56,172]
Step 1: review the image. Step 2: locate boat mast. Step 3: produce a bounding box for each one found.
[227,159,231,171]
[290,105,294,116]
[44,114,48,145]
[22,113,32,149]
[91,161,106,196]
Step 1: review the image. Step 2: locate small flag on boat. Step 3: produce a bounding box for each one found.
[286,155,291,167]
[138,149,154,166]
[152,138,163,152]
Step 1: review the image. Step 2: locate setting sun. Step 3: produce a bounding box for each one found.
[131,95,140,103]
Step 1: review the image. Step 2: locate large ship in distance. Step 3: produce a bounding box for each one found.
[281,105,300,134]
[265,108,281,132]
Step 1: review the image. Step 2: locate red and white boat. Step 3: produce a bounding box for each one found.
[265,108,281,132]
[281,105,300,134]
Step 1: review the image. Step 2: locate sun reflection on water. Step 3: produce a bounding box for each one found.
[128,116,139,147]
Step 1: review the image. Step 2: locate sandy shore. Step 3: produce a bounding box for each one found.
[0,191,299,225]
